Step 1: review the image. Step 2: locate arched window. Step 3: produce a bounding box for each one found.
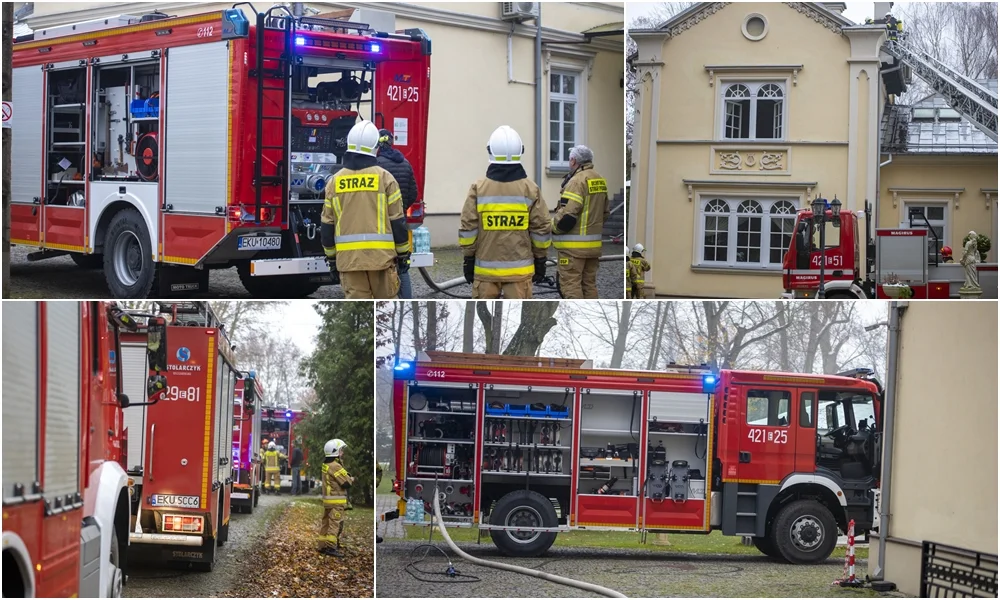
[702,199,731,262]
[769,200,797,263]
[736,200,763,263]
[721,82,785,140]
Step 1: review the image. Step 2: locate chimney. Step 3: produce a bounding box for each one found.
[822,3,846,14]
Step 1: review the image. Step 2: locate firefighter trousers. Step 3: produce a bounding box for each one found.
[340,268,400,299]
[472,278,532,299]
[318,505,345,551]
[632,283,646,299]
[558,254,600,299]
[265,470,281,491]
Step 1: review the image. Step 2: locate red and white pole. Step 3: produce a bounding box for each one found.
[845,519,857,583]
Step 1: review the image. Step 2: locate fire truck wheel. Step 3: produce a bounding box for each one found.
[103,209,155,298]
[751,534,786,561]
[109,525,123,597]
[773,499,838,564]
[237,262,320,298]
[71,253,104,269]
[253,486,260,507]
[489,490,558,557]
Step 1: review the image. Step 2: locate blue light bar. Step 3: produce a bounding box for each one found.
[370,42,381,53]
[285,410,292,419]
[295,35,306,46]
[394,362,410,371]
[702,373,718,393]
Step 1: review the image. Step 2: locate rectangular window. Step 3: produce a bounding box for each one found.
[904,203,948,263]
[746,390,791,427]
[721,82,785,141]
[800,392,815,428]
[549,71,579,166]
[700,198,798,268]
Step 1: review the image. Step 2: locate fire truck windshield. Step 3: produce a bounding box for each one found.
[818,392,876,433]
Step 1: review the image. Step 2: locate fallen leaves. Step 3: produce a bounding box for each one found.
[224,499,374,598]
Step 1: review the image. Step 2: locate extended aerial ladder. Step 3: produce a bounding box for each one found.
[884,38,999,141]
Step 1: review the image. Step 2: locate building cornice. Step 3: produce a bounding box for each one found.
[24,1,623,53]
[656,2,851,40]
[784,2,847,35]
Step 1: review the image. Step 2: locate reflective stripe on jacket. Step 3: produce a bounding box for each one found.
[552,164,609,258]
[264,450,284,471]
[322,165,406,271]
[630,257,650,284]
[459,177,551,282]
[323,461,354,506]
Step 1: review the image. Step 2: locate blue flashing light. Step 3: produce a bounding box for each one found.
[285,410,292,419]
[295,35,306,46]
[394,362,410,371]
[248,370,257,378]
[702,373,718,393]
[370,42,381,53]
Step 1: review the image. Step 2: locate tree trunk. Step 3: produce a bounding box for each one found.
[393,303,404,362]
[646,303,665,370]
[503,302,558,356]
[2,3,12,297]
[463,302,475,353]
[426,301,438,351]
[476,302,495,353]
[491,301,503,354]
[609,302,631,368]
[776,301,791,372]
[411,301,422,352]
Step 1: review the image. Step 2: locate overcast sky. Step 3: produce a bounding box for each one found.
[258,301,324,356]
[627,2,877,25]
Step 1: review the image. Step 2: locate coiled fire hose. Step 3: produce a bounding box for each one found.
[431,487,627,598]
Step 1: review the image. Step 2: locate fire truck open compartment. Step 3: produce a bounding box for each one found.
[391,352,884,563]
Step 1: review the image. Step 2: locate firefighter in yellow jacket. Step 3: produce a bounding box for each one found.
[263,441,286,494]
[322,121,410,299]
[459,125,551,299]
[630,243,651,299]
[319,439,354,557]
[551,146,609,299]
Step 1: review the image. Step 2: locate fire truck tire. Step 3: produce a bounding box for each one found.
[237,262,320,298]
[109,525,123,597]
[219,522,229,547]
[71,253,104,269]
[253,486,260,507]
[103,209,155,298]
[751,535,785,561]
[489,490,558,557]
[773,499,838,564]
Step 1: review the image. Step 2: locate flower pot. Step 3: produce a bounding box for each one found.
[882,284,911,299]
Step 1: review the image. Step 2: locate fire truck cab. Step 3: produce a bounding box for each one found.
[389,352,882,564]
[259,406,311,492]
[231,374,263,513]
[2,301,167,597]
[782,203,997,299]
[121,302,237,571]
[11,7,430,298]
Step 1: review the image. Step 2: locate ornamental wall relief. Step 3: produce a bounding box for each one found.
[712,148,789,174]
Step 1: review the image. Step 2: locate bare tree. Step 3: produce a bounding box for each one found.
[210,301,281,342]
[503,301,559,356]
[426,301,439,351]
[238,329,305,407]
[463,302,475,352]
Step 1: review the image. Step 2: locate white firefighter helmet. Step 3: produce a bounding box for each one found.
[632,243,645,255]
[325,439,347,458]
[346,121,380,157]
[268,441,276,450]
[487,126,524,164]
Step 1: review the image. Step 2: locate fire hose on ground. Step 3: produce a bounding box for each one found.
[416,254,625,299]
[431,486,628,598]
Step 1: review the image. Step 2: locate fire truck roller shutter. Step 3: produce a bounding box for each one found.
[122,343,151,474]
[2,303,40,501]
[44,303,83,510]
[11,67,43,209]
[164,42,230,215]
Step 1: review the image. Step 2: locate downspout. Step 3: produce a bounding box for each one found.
[872,300,905,581]
[534,7,543,187]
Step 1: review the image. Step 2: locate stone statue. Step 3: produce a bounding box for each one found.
[960,231,981,292]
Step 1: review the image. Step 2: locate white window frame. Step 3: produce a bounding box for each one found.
[548,66,585,168]
[717,80,788,142]
[901,200,950,263]
[695,195,800,269]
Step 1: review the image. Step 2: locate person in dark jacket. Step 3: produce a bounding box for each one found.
[377,129,418,298]
[290,439,304,495]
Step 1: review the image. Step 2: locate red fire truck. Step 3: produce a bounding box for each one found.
[782,202,997,299]
[121,302,237,571]
[2,301,167,597]
[10,7,429,298]
[387,351,883,564]
[231,374,263,513]
[259,406,311,492]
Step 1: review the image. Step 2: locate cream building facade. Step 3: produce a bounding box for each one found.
[870,301,997,596]
[17,1,624,247]
[629,2,997,297]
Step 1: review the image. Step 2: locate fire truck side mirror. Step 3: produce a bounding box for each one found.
[119,393,131,409]
[244,373,258,405]
[145,317,168,373]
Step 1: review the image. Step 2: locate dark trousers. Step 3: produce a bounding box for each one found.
[291,467,302,495]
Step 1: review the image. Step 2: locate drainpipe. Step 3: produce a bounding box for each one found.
[534,7,542,186]
[879,154,893,168]
[872,300,905,581]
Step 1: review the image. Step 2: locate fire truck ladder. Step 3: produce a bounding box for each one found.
[884,39,999,141]
[158,301,223,329]
[251,7,294,225]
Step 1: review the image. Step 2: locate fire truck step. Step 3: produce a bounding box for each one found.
[736,512,757,517]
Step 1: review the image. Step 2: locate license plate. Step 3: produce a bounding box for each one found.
[150,494,200,508]
[231,492,250,500]
[237,235,282,251]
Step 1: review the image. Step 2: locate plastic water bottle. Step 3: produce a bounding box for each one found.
[417,499,426,522]
[414,225,430,254]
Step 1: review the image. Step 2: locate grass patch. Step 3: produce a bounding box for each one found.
[376,476,393,495]
[403,526,868,559]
